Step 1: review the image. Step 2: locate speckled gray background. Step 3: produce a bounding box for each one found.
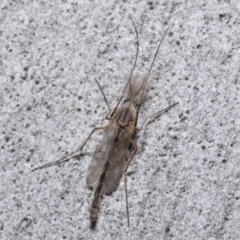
[1,1,240,239]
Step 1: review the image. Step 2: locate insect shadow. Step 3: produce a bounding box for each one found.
[33,17,178,229]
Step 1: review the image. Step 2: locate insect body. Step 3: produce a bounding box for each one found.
[33,19,178,229]
[87,88,139,228]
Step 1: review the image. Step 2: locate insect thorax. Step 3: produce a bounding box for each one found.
[116,101,137,126]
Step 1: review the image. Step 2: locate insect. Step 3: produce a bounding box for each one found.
[33,18,178,229]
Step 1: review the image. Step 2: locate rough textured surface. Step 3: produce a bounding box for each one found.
[1,1,240,239]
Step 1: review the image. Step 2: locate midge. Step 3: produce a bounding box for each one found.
[33,18,178,229]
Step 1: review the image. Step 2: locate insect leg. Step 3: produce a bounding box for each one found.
[124,172,130,227]
[32,126,107,171]
[124,137,138,174]
[137,102,179,131]
[123,137,138,227]
[94,79,111,115]
[121,103,178,225]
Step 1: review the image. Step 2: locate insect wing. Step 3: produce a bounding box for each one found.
[86,121,117,189]
[103,130,131,195]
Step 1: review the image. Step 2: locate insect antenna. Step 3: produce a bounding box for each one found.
[135,27,169,113]
[110,16,139,117]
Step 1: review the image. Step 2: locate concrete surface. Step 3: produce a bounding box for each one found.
[1,1,240,239]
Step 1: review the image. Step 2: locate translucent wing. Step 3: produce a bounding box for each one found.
[86,121,117,189]
[103,130,131,195]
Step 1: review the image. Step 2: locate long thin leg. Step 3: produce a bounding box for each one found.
[94,79,111,115]
[32,126,107,171]
[94,79,119,121]
[124,172,130,227]
[125,137,138,173]
[123,137,138,227]
[122,103,178,226]
[124,103,178,171]
[137,102,179,131]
